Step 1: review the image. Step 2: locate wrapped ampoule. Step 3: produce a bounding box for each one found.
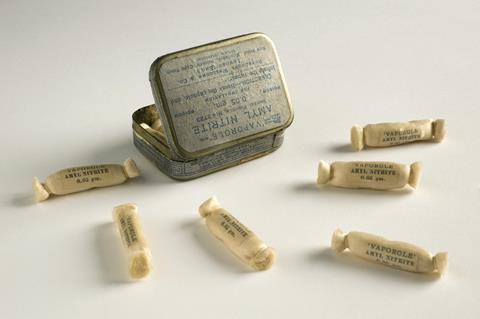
[317,160,421,190]
[33,158,139,202]
[199,196,275,271]
[113,203,152,280]
[331,229,448,275]
[351,119,446,151]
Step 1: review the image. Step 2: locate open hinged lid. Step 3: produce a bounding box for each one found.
[149,33,293,160]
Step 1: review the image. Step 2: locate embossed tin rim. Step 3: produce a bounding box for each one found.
[132,129,283,181]
[149,32,294,160]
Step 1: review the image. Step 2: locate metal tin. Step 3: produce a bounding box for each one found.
[132,33,293,180]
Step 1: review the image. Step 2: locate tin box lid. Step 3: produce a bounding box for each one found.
[149,33,293,160]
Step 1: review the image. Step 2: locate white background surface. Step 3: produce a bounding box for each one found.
[1,1,480,318]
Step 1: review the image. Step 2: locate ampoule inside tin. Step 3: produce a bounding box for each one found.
[140,122,167,144]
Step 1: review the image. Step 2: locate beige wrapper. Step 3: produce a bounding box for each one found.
[33,158,139,202]
[140,122,167,144]
[331,229,448,275]
[113,203,152,279]
[351,119,446,151]
[199,196,275,271]
[150,118,163,131]
[317,160,421,190]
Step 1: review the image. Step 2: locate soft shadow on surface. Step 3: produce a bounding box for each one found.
[329,143,355,153]
[292,182,414,197]
[182,218,252,273]
[95,222,132,284]
[308,248,440,283]
[179,218,199,230]
[11,193,36,207]
[93,138,175,185]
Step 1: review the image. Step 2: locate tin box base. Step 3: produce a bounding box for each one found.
[132,105,285,180]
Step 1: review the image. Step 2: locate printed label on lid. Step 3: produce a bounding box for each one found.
[158,35,291,154]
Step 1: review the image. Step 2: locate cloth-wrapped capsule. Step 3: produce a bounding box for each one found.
[199,196,275,271]
[33,158,139,202]
[140,122,167,144]
[351,119,446,151]
[331,229,448,275]
[113,203,152,280]
[317,160,421,190]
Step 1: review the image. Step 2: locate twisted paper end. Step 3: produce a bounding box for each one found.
[408,162,422,189]
[433,252,448,275]
[331,229,347,253]
[252,247,276,271]
[317,161,331,185]
[199,196,222,218]
[32,177,50,202]
[112,203,138,220]
[432,119,446,143]
[123,158,139,179]
[129,249,152,280]
[351,125,364,151]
